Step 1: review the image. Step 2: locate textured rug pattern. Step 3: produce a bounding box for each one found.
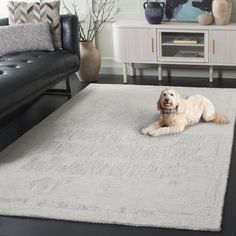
[0,84,235,231]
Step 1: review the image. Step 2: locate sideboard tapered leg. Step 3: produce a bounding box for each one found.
[158,64,162,81]
[130,63,135,77]
[209,66,213,83]
[123,63,128,84]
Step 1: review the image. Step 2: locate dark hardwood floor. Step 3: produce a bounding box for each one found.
[0,74,236,236]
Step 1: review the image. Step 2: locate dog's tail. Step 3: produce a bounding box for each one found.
[213,113,229,124]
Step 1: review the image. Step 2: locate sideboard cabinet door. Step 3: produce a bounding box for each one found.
[211,30,236,65]
[113,27,157,63]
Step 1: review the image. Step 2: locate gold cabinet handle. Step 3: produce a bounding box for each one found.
[151,38,154,52]
[213,39,215,55]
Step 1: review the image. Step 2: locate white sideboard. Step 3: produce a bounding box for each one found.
[112,21,236,83]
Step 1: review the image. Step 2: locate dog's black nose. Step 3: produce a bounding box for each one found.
[165,98,169,102]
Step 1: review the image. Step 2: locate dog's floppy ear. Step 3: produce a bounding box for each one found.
[157,93,162,111]
[157,99,161,111]
[176,92,184,114]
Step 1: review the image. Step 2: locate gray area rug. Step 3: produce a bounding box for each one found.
[0,84,235,231]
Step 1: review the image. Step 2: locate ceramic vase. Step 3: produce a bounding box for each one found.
[212,0,232,25]
[197,13,213,25]
[143,0,165,24]
[76,41,101,82]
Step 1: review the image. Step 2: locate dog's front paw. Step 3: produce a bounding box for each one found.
[140,128,149,135]
[148,130,160,137]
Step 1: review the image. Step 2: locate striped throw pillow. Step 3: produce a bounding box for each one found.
[8,1,62,49]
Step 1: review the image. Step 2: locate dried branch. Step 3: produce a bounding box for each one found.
[61,0,73,15]
[91,0,117,40]
[61,0,118,42]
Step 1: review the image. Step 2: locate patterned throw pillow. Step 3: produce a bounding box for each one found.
[8,1,62,49]
[0,22,54,56]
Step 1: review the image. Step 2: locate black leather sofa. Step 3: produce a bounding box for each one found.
[0,15,80,121]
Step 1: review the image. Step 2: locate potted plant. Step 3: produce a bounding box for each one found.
[62,0,118,82]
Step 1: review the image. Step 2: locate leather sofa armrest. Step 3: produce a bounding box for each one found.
[0,18,9,26]
[61,14,80,58]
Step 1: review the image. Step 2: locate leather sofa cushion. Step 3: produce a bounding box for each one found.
[0,50,79,113]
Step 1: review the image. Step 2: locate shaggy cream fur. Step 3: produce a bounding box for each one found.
[141,88,229,137]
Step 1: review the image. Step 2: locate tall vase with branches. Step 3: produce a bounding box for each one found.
[62,0,118,82]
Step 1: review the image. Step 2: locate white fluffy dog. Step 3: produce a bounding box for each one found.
[141,88,229,137]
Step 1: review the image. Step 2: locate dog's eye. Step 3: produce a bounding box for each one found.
[170,93,174,96]
[163,93,166,96]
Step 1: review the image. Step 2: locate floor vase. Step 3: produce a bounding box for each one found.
[76,41,101,82]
